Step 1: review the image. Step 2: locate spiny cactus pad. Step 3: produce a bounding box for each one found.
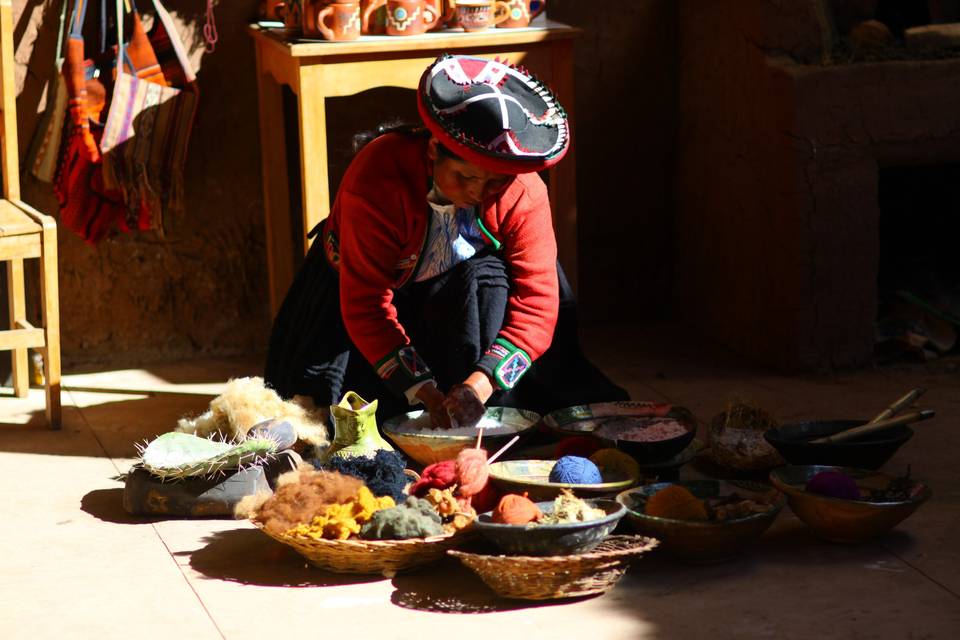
[137,432,278,480]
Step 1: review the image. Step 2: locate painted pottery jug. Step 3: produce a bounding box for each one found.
[308,0,362,40]
[321,391,394,462]
[360,0,387,33]
[260,0,287,21]
[439,0,460,28]
[456,0,509,32]
[381,0,441,35]
[283,0,304,32]
[497,0,545,28]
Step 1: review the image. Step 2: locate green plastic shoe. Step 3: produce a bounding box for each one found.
[320,391,394,463]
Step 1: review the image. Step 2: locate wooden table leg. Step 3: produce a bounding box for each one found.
[255,44,296,318]
[549,37,578,294]
[39,222,61,430]
[295,65,332,254]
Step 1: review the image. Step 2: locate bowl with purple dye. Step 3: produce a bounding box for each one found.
[769,465,931,544]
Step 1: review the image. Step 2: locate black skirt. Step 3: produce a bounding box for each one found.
[264,238,628,422]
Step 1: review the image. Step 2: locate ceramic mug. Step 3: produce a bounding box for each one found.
[283,0,304,31]
[383,0,440,35]
[308,0,362,40]
[360,0,387,33]
[497,0,545,28]
[456,0,509,32]
[261,0,287,21]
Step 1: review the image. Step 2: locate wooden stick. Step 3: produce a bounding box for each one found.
[487,434,520,465]
[810,410,935,444]
[475,425,483,449]
[867,388,927,425]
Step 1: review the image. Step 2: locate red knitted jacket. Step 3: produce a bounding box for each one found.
[321,133,559,394]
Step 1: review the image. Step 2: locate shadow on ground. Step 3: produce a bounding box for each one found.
[185,528,385,588]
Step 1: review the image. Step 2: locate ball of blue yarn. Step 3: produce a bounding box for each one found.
[549,455,603,484]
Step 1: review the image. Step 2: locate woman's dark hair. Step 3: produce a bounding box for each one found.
[352,120,458,161]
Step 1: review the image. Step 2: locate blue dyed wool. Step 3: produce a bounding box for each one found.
[310,449,409,502]
[549,456,603,484]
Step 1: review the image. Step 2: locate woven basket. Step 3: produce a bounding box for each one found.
[449,535,659,600]
[257,524,470,575]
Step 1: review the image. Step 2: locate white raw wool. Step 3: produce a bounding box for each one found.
[175,376,329,447]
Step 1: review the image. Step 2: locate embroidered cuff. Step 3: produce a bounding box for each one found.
[476,337,532,390]
[376,345,434,398]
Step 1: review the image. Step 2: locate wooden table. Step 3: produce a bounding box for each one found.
[249,20,580,316]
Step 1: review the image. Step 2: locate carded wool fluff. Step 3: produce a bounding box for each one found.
[549,456,603,484]
[285,487,395,540]
[313,449,409,502]
[410,459,458,496]
[360,496,445,539]
[455,448,489,497]
[806,470,861,500]
[492,493,543,525]
[253,466,365,537]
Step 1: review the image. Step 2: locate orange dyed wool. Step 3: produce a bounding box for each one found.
[645,485,708,521]
[493,493,543,525]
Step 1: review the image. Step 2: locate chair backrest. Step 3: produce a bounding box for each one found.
[0,0,20,201]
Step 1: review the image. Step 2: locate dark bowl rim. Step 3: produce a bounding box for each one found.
[614,482,787,527]
[475,498,626,531]
[764,422,914,447]
[768,464,933,508]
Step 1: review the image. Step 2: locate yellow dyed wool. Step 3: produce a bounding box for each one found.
[286,487,395,540]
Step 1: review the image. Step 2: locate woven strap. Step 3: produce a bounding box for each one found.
[115,0,195,83]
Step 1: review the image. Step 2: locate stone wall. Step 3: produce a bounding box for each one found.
[7,1,679,370]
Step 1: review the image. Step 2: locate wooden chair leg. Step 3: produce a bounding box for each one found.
[39,225,61,430]
[6,257,28,397]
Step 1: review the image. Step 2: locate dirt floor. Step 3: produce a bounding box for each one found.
[1,323,958,639]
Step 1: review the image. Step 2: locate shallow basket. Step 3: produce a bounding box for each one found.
[257,523,470,575]
[449,535,659,600]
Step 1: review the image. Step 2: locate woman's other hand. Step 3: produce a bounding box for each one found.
[416,381,453,429]
[443,372,494,428]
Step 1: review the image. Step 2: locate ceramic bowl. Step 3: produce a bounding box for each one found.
[488,459,640,501]
[764,420,913,470]
[474,499,627,556]
[542,402,698,464]
[382,407,540,466]
[616,480,786,563]
[769,465,931,544]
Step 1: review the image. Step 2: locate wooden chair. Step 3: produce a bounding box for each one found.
[0,0,61,428]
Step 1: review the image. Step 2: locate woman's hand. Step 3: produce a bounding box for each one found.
[442,371,494,428]
[416,381,453,429]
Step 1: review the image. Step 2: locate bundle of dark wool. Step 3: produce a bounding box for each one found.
[311,449,409,503]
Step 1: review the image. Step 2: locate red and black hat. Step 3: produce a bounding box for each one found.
[417,54,570,175]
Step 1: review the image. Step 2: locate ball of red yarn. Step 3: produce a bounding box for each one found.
[410,459,457,497]
[492,493,543,524]
[470,478,503,514]
[455,447,489,497]
[555,436,602,459]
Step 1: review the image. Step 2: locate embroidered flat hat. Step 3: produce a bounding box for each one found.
[417,54,570,175]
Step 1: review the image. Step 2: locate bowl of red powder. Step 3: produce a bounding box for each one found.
[594,416,697,465]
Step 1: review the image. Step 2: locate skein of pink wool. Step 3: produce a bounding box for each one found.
[455,447,489,497]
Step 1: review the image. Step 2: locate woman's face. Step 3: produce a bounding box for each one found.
[428,138,513,209]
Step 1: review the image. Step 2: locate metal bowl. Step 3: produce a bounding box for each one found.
[474,499,627,556]
[382,407,540,467]
[769,465,931,544]
[488,459,640,501]
[764,420,913,470]
[616,480,786,563]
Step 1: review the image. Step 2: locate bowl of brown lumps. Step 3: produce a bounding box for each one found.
[616,480,786,563]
